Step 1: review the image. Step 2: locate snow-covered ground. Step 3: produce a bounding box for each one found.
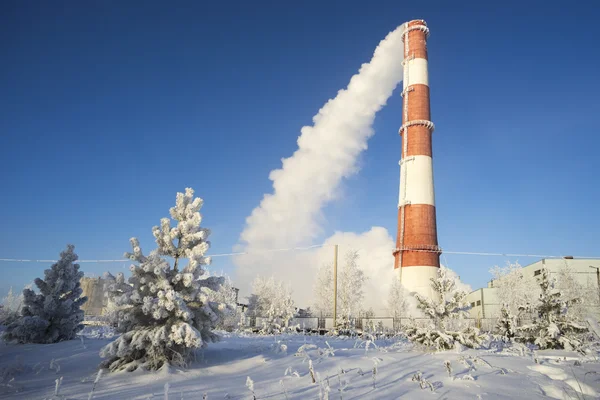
[1,329,599,399]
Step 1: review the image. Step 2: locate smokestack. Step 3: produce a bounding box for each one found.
[393,20,441,299]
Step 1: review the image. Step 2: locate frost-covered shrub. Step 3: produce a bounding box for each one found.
[100,188,233,371]
[2,245,87,344]
[0,285,31,326]
[405,266,486,351]
[516,267,588,350]
[248,276,295,334]
[101,271,133,332]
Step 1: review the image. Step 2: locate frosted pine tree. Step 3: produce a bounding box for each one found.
[248,276,295,334]
[495,303,517,342]
[406,266,485,350]
[100,188,232,371]
[516,267,588,350]
[2,245,87,344]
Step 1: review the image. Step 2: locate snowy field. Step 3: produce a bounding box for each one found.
[1,329,600,400]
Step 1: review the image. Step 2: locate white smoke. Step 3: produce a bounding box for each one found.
[233,24,408,310]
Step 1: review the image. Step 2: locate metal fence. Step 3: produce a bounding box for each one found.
[241,316,501,333]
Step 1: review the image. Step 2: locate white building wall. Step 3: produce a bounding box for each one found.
[470,258,600,322]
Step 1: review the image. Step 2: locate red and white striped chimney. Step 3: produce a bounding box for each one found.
[393,19,441,299]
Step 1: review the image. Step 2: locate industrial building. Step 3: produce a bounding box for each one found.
[80,276,109,317]
[79,276,244,317]
[466,257,600,320]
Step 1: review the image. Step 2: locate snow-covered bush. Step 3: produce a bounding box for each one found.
[247,276,295,334]
[101,271,133,332]
[212,275,240,331]
[100,188,232,371]
[405,266,486,350]
[2,245,87,344]
[0,285,31,326]
[515,267,588,350]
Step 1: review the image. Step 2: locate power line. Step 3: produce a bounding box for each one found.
[0,244,332,263]
[1,245,599,264]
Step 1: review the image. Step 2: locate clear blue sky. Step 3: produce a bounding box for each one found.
[1,1,599,298]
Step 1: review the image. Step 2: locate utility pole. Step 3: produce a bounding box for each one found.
[333,244,338,327]
[590,266,600,305]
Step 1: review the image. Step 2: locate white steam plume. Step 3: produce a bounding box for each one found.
[233,24,407,308]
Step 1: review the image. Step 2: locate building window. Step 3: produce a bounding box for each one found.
[534,270,541,276]
[471,302,475,307]
[476,300,481,306]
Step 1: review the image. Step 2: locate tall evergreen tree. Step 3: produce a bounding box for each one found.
[100,188,232,372]
[2,245,87,344]
[516,267,588,350]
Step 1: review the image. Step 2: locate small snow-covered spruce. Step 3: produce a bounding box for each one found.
[247,276,295,335]
[2,245,87,344]
[100,188,232,372]
[515,267,588,350]
[405,266,486,351]
[495,303,517,342]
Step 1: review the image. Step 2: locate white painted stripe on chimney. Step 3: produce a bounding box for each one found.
[398,265,439,301]
[399,155,435,207]
[402,58,428,90]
